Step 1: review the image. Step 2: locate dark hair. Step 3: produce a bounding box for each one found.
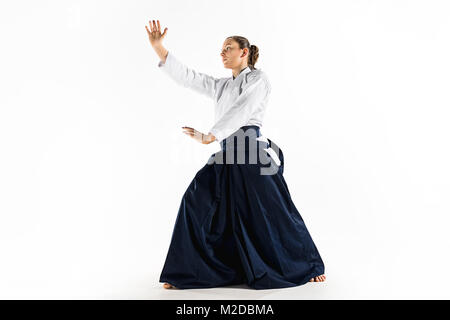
[226,36,259,70]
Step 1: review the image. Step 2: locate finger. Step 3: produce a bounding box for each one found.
[157,20,161,33]
[182,126,194,131]
[162,27,168,37]
[148,20,154,32]
[145,25,151,35]
[153,20,157,32]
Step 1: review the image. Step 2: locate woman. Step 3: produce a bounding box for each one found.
[146,20,326,289]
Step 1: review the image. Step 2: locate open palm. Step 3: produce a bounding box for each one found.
[182,126,205,144]
[145,19,168,47]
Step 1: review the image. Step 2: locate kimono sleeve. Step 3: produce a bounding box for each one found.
[158,51,219,99]
[208,76,271,142]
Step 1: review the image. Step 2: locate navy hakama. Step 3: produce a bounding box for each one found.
[159,125,325,289]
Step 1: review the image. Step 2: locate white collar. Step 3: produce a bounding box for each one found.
[231,66,251,82]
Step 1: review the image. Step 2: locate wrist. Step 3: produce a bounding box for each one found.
[202,133,215,144]
[207,133,216,144]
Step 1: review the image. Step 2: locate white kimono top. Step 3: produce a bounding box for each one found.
[158,51,271,143]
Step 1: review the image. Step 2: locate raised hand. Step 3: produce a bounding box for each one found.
[145,19,168,47]
[182,126,216,144]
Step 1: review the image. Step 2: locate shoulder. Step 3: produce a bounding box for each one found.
[246,69,271,90]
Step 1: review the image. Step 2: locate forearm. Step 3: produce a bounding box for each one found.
[157,50,218,99]
[152,43,168,63]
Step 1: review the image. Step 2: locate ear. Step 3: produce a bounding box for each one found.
[241,47,249,58]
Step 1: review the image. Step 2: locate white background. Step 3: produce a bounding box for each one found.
[0,0,449,299]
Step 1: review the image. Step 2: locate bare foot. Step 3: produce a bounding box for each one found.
[163,282,177,289]
[309,274,326,282]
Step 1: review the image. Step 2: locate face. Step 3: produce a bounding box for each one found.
[221,39,249,69]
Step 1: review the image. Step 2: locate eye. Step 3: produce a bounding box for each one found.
[221,46,232,54]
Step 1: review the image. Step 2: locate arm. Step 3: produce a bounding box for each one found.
[208,76,271,142]
[157,49,220,100]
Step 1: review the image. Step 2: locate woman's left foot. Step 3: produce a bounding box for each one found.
[309,274,326,282]
[163,282,177,289]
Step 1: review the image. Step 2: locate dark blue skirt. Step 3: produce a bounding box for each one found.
[159,125,325,289]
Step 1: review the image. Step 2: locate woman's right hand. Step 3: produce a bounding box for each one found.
[182,126,216,144]
[145,20,168,47]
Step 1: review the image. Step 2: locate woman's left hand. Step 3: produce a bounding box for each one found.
[182,126,216,144]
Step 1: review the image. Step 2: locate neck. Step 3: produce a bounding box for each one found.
[232,65,249,79]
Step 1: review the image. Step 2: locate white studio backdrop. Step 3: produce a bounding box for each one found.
[0,0,449,299]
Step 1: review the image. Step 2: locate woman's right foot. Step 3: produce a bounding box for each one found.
[309,274,326,282]
[163,282,177,289]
